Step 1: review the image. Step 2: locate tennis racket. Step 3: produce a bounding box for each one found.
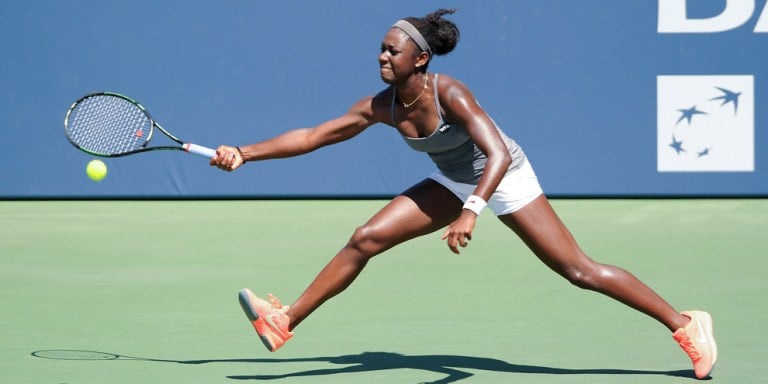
[64,92,217,158]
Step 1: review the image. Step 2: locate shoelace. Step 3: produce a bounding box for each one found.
[267,294,284,310]
[678,334,702,361]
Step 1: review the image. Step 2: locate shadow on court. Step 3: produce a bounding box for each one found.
[31,350,697,383]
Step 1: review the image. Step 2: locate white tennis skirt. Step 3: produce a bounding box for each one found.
[428,159,543,216]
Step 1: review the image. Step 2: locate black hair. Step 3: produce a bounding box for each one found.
[404,8,460,57]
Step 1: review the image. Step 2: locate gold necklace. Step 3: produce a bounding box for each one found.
[400,73,428,108]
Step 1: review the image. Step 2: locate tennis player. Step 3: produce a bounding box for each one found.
[211,9,716,379]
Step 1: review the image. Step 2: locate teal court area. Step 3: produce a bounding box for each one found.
[1,199,764,383]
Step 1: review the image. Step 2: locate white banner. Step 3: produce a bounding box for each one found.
[657,75,754,172]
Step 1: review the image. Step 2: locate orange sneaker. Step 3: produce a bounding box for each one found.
[238,288,293,352]
[673,310,717,379]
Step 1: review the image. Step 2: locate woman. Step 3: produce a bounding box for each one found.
[210,9,716,379]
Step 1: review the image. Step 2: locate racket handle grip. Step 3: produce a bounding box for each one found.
[183,143,217,158]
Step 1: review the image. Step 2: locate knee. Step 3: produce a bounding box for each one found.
[346,224,386,259]
[562,261,605,290]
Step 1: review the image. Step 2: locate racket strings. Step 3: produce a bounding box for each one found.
[66,95,152,155]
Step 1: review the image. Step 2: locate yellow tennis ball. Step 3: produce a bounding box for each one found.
[86,159,108,181]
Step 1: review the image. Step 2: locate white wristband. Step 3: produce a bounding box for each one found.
[462,195,487,216]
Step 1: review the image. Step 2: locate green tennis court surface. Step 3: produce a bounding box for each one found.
[2,199,764,383]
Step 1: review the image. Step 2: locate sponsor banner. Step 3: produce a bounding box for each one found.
[657,75,754,172]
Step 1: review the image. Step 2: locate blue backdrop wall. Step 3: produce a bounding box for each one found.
[2,0,766,198]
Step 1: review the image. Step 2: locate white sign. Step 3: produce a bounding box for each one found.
[657,75,754,172]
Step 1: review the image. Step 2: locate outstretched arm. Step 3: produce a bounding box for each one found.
[210,96,377,171]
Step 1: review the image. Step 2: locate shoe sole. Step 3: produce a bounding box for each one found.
[238,289,279,352]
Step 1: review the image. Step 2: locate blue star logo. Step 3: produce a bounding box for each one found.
[669,135,685,154]
[710,86,741,114]
[697,147,711,157]
[676,105,707,125]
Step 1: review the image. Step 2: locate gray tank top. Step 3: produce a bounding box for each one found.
[392,74,525,184]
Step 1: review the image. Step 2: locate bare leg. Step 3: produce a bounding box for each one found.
[286,179,462,330]
[498,195,689,332]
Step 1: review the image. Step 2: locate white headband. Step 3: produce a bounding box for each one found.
[393,20,432,57]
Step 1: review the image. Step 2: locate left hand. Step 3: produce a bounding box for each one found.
[441,210,477,254]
